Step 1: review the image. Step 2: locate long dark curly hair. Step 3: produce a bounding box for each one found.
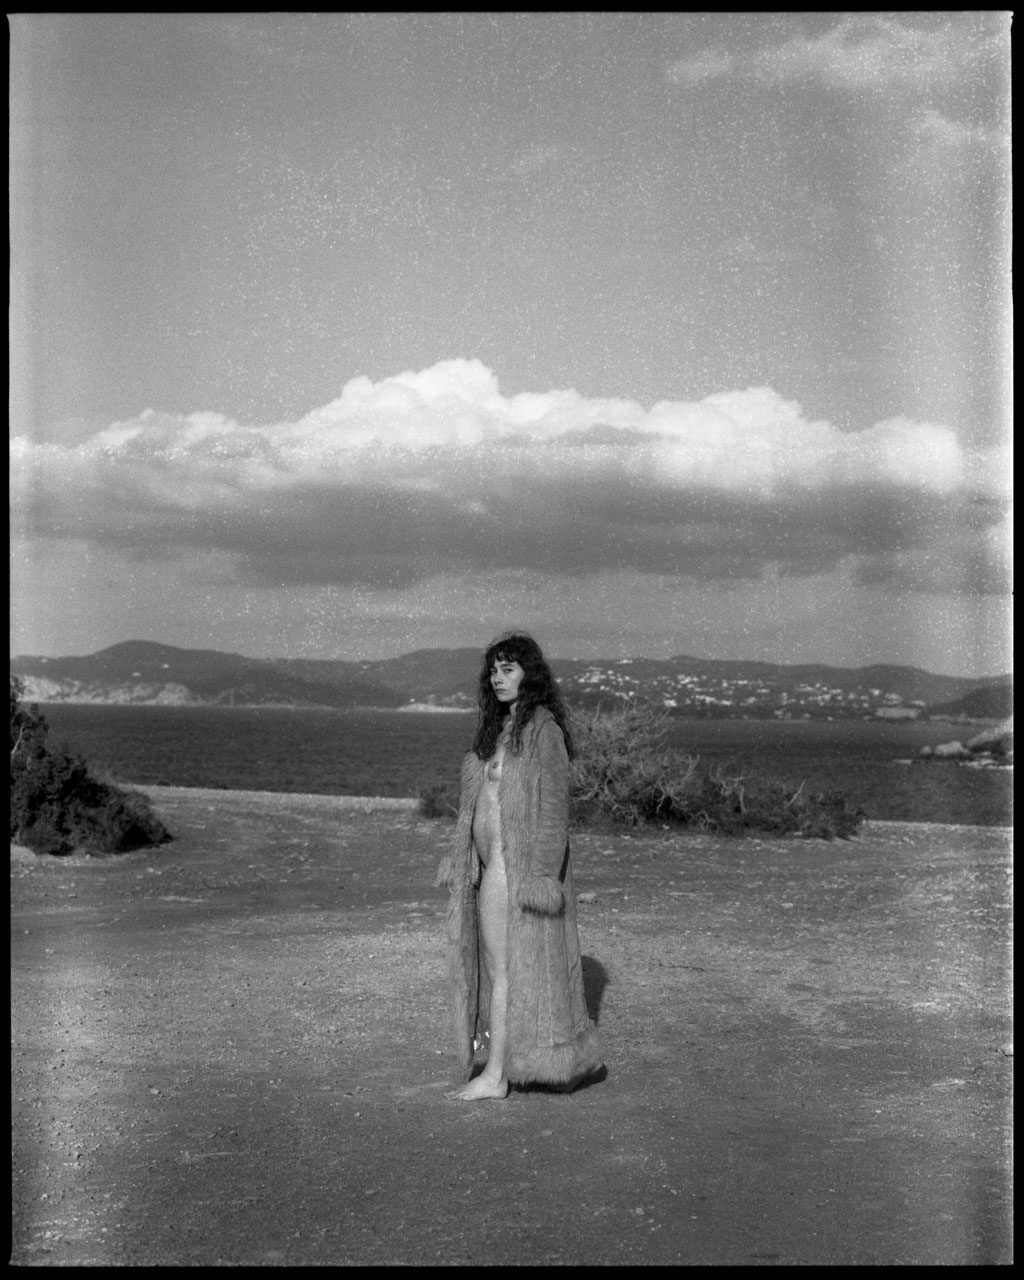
[471,633,575,761]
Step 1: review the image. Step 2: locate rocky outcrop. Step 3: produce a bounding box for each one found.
[17,677,199,705]
[920,716,1013,767]
[966,718,1013,756]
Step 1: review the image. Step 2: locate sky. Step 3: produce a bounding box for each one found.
[9,12,1012,677]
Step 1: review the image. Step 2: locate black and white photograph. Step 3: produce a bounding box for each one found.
[10,12,1012,1266]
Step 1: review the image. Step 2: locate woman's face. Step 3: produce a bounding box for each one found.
[490,659,525,707]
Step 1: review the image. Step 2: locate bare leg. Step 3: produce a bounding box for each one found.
[448,863,509,1101]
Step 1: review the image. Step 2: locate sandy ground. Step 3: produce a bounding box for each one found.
[10,787,1013,1265]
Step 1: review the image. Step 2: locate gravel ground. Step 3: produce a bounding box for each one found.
[10,788,1013,1265]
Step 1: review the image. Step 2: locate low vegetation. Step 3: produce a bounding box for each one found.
[419,704,865,839]
[10,677,172,857]
[571,706,865,838]
[417,780,461,820]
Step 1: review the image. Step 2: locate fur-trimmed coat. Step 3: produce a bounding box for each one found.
[435,706,603,1086]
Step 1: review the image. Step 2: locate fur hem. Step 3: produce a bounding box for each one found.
[505,1022,604,1086]
[455,1041,473,1076]
[516,875,565,917]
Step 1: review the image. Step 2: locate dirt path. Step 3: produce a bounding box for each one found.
[10,788,1013,1265]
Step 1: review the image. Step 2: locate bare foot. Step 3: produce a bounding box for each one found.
[446,1075,509,1101]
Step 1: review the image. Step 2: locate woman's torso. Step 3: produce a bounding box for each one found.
[471,736,507,872]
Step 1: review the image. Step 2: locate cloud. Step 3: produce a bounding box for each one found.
[912,108,1009,152]
[851,498,1013,598]
[10,359,1010,597]
[665,47,734,86]
[749,15,975,94]
[667,15,1004,102]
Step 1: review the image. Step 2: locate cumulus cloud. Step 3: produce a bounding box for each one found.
[10,359,1010,596]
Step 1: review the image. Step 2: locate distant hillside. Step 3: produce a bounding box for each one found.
[575,655,988,709]
[277,651,1005,710]
[9,640,1012,718]
[926,682,1013,721]
[11,641,403,709]
[273,648,482,704]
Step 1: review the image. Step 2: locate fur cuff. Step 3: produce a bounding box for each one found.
[517,875,565,916]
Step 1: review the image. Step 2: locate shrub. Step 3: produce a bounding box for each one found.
[10,677,172,857]
[418,780,460,819]
[571,704,865,840]
[677,763,865,839]
[570,704,698,827]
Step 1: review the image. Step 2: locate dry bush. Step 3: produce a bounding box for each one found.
[417,779,461,819]
[10,677,172,857]
[682,762,864,839]
[571,704,864,839]
[570,704,698,827]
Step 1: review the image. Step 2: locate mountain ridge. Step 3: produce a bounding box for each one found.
[9,640,1012,719]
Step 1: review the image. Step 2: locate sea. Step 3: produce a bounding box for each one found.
[36,704,1012,827]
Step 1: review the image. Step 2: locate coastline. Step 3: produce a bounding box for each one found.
[21,697,1006,725]
[137,784,420,811]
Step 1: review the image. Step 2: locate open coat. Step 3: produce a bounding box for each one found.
[435,707,603,1086]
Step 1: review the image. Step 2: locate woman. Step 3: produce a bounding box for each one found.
[436,633,603,1101]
